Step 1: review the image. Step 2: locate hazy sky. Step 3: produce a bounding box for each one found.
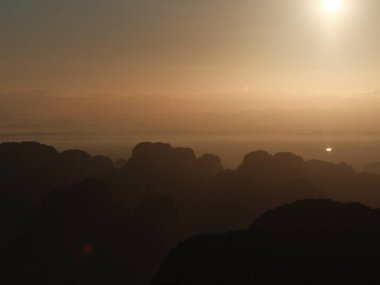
[1,0,380,95]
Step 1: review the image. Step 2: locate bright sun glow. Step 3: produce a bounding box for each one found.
[322,0,342,13]
[325,147,333,153]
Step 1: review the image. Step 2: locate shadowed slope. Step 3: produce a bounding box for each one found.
[0,142,115,248]
[153,199,380,284]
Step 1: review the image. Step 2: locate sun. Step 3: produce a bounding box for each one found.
[322,0,342,13]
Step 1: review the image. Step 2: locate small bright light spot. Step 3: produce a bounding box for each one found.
[325,147,333,153]
[322,0,342,13]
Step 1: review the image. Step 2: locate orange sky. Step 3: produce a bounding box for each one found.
[1,0,379,95]
[1,0,380,151]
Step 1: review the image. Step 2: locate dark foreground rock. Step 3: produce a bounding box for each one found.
[153,199,380,284]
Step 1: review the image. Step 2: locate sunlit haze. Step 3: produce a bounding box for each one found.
[1,0,380,167]
[322,0,343,13]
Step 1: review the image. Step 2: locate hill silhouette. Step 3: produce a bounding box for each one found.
[363,162,380,176]
[0,142,115,248]
[2,141,380,284]
[0,179,174,285]
[153,199,380,284]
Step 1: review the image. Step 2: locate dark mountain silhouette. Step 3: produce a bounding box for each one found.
[363,162,380,176]
[0,142,115,248]
[307,159,380,206]
[198,150,322,231]
[112,142,223,209]
[115,158,128,169]
[2,141,380,284]
[0,179,176,285]
[153,199,380,284]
